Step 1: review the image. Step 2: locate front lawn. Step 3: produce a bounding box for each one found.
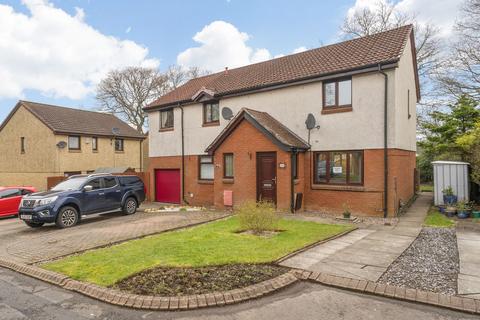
[424,207,455,228]
[42,217,352,286]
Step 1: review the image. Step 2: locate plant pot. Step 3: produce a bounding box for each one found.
[457,210,470,219]
[343,213,351,219]
[443,195,458,205]
[438,206,446,214]
[473,211,480,219]
[446,208,456,217]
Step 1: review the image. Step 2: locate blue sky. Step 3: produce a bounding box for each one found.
[0,0,461,124]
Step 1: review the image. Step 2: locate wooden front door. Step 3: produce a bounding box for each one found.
[256,152,277,204]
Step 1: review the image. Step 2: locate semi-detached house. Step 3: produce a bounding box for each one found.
[144,25,419,217]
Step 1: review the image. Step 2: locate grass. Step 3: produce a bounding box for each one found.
[42,217,352,286]
[420,184,434,192]
[424,207,455,228]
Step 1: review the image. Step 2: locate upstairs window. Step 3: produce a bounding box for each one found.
[160,109,174,130]
[115,138,124,152]
[68,136,80,150]
[323,78,352,109]
[20,137,25,154]
[199,155,214,180]
[203,102,219,125]
[92,137,98,151]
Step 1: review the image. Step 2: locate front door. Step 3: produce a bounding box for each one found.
[256,152,277,204]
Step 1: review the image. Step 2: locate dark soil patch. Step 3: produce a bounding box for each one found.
[378,227,459,295]
[113,264,289,296]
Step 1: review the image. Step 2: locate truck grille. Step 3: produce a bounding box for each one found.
[22,200,36,208]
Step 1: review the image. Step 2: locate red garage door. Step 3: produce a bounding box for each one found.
[155,169,181,204]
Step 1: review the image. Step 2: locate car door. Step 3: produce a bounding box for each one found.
[0,188,22,216]
[82,178,107,214]
[102,177,122,210]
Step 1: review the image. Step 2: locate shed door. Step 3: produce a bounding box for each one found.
[155,169,181,204]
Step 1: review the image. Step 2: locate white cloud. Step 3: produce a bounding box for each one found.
[292,46,307,54]
[177,21,272,72]
[125,26,132,33]
[346,0,462,38]
[0,0,158,100]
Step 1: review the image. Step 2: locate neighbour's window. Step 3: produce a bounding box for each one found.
[21,137,25,153]
[115,138,124,151]
[68,136,81,150]
[160,109,174,130]
[0,189,21,199]
[199,155,214,180]
[103,177,117,188]
[223,153,234,178]
[203,102,219,125]
[407,89,412,119]
[314,150,363,185]
[92,137,98,151]
[323,78,352,108]
[86,170,95,174]
[64,171,81,177]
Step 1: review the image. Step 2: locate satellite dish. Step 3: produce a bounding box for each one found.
[305,113,316,130]
[56,141,67,149]
[221,107,234,120]
[111,127,120,136]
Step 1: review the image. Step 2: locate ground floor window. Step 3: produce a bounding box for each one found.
[223,153,234,178]
[314,150,363,185]
[199,155,214,180]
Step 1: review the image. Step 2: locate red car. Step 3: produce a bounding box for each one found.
[0,186,37,217]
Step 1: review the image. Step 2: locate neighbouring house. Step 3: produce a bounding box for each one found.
[0,101,146,191]
[144,25,419,217]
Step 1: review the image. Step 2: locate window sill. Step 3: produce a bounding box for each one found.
[202,122,220,127]
[294,179,300,185]
[115,151,124,153]
[222,178,234,184]
[68,149,81,153]
[92,150,98,153]
[198,180,214,185]
[311,184,364,192]
[159,127,174,132]
[321,106,353,115]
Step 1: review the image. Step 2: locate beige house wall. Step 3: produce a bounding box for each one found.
[0,105,143,191]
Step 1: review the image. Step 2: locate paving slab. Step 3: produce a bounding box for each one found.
[457,231,480,296]
[281,194,431,281]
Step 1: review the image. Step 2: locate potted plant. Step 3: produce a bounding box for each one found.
[445,204,457,218]
[457,201,470,219]
[442,186,457,205]
[342,202,351,219]
[473,206,480,219]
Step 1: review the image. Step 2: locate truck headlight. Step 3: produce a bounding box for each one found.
[35,196,58,207]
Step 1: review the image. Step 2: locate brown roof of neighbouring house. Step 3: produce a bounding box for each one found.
[147,25,417,110]
[205,108,310,154]
[0,100,145,139]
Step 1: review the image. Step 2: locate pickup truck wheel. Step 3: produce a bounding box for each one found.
[123,197,137,215]
[56,206,79,228]
[25,221,44,228]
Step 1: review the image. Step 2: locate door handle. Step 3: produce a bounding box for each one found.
[99,193,105,195]
[115,190,121,193]
[272,177,277,184]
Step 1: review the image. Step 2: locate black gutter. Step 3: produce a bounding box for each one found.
[290,148,298,213]
[378,64,388,218]
[179,104,189,205]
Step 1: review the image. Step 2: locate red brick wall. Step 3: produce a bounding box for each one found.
[213,119,294,211]
[303,148,416,217]
[148,155,214,206]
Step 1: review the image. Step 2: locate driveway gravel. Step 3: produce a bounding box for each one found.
[378,227,459,295]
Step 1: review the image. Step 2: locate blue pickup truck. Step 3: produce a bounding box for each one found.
[18,174,146,228]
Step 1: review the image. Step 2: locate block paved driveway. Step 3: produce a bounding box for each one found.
[281,194,431,281]
[0,208,228,264]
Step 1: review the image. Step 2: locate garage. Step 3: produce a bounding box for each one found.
[154,169,181,204]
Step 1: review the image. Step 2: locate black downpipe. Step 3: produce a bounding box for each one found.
[179,104,189,205]
[290,148,298,213]
[378,64,388,218]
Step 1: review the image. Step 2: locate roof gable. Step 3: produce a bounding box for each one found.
[1,101,145,139]
[147,25,416,110]
[205,108,310,154]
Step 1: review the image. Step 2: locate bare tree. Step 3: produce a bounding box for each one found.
[96,67,169,133]
[165,65,210,90]
[436,0,480,99]
[341,1,441,83]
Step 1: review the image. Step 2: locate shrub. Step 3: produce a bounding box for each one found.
[236,200,279,232]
